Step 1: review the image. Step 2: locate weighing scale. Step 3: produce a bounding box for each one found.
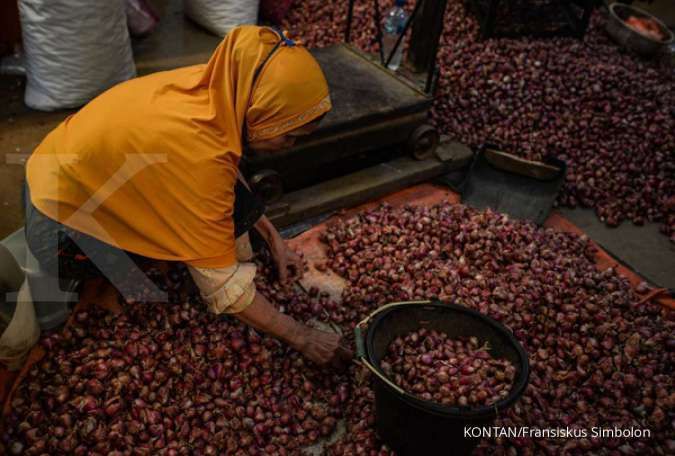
[241,0,473,227]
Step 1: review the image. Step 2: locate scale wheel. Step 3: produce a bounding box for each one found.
[407,124,439,160]
[250,169,284,204]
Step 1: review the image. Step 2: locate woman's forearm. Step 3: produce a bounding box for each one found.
[234,292,349,367]
[236,170,302,282]
[234,291,306,350]
[254,215,279,245]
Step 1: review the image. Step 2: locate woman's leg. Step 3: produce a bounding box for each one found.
[24,184,152,312]
[24,183,100,279]
[24,179,265,314]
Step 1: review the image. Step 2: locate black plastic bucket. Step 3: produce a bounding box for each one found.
[355,301,529,456]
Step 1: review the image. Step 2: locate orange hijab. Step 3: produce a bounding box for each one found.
[26,26,331,268]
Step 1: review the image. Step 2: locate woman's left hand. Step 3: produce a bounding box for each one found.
[269,236,304,284]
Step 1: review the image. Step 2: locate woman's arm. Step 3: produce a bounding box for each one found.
[235,291,352,367]
[187,264,351,367]
[238,171,303,283]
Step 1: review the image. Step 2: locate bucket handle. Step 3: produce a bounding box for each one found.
[355,300,431,330]
[353,300,430,396]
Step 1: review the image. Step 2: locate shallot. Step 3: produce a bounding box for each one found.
[2,201,673,455]
[322,202,673,454]
[381,330,515,407]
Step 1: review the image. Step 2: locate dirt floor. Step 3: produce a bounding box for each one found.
[1,0,673,291]
[0,75,70,241]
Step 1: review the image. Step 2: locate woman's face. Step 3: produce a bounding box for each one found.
[248,118,322,153]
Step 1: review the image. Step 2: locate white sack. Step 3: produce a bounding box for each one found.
[184,0,260,37]
[19,0,136,111]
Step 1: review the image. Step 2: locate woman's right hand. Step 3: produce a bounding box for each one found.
[235,291,353,370]
[296,327,353,369]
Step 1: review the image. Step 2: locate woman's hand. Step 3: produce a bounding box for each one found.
[253,215,304,284]
[269,235,304,284]
[235,292,353,369]
[295,327,353,369]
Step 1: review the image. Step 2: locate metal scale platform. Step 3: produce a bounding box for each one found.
[243,0,471,227]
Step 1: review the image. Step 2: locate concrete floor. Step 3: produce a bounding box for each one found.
[132,0,220,76]
[1,0,673,290]
[559,208,674,289]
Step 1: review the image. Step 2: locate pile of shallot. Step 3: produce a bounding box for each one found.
[283,0,675,239]
[381,330,515,407]
[2,265,348,456]
[321,202,673,454]
[2,202,673,455]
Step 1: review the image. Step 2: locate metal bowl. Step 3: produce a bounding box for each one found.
[606,3,673,57]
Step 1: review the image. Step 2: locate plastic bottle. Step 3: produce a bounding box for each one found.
[382,0,408,71]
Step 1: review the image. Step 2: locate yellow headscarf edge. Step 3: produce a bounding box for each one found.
[247,95,331,141]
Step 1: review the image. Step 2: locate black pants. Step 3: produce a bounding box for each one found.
[24,180,265,282]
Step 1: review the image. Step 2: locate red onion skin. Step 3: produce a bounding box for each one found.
[381,330,516,407]
[320,202,673,454]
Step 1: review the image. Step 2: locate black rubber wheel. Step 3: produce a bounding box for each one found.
[406,124,440,160]
[250,169,284,204]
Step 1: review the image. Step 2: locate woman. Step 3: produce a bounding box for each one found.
[24,26,351,367]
